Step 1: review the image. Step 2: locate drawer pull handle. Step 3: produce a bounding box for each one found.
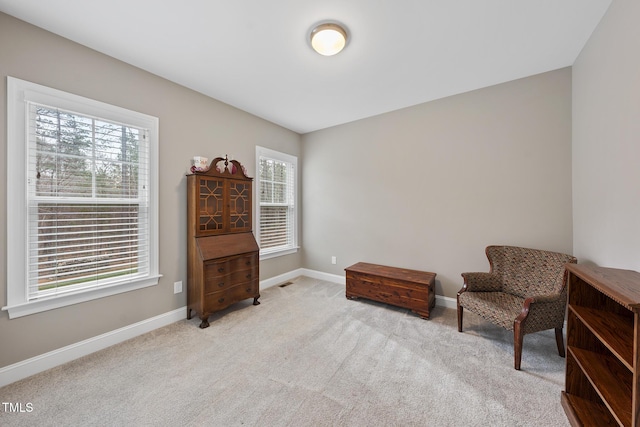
[246,274,251,279]
[218,282,225,287]
[246,288,252,293]
[218,267,225,273]
[218,298,225,303]
[246,260,251,265]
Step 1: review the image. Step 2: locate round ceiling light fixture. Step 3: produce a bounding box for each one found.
[310,22,348,56]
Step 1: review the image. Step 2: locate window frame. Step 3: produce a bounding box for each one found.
[3,77,161,319]
[255,146,298,260]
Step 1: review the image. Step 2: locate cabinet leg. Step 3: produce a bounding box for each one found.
[187,308,192,320]
[253,296,261,305]
[198,317,210,329]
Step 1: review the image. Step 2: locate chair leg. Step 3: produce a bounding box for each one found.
[514,323,524,370]
[457,304,463,332]
[555,327,566,358]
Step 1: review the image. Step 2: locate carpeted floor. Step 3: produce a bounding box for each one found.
[0,276,569,426]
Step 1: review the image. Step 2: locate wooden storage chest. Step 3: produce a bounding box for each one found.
[345,262,437,319]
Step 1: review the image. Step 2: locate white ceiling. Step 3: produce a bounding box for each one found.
[0,0,611,134]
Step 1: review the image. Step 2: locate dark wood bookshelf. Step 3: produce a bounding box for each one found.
[562,264,640,427]
[570,305,633,369]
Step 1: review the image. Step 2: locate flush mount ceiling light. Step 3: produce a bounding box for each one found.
[310,22,348,56]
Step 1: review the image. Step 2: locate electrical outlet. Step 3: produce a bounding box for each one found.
[173,281,183,294]
[331,256,337,265]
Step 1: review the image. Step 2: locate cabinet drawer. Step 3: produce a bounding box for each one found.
[204,254,257,280]
[204,267,257,293]
[204,282,259,312]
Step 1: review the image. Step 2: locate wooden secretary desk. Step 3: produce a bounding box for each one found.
[186,156,260,328]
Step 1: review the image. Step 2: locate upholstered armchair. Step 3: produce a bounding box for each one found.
[457,245,577,370]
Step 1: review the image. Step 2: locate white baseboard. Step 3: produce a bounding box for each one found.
[1,269,456,388]
[259,268,306,289]
[436,294,457,310]
[260,268,346,289]
[0,307,186,388]
[299,268,346,285]
[275,268,456,309]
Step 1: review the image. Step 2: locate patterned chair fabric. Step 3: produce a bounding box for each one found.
[457,245,577,370]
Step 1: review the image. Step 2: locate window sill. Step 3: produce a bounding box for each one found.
[259,247,299,261]
[2,274,162,319]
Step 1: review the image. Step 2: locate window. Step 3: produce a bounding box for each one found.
[256,146,298,259]
[4,77,160,318]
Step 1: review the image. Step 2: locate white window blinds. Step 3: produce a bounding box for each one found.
[26,102,150,300]
[257,147,297,257]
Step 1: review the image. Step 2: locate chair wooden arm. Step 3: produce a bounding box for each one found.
[516,293,563,321]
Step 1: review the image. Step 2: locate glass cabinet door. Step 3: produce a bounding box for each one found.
[198,177,225,234]
[228,181,252,233]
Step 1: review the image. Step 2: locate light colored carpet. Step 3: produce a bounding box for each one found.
[0,276,569,426]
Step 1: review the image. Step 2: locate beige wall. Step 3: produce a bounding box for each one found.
[572,1,640,270]
[301,68,573,298]
[5,5,611,372]
[0,13,301,368]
